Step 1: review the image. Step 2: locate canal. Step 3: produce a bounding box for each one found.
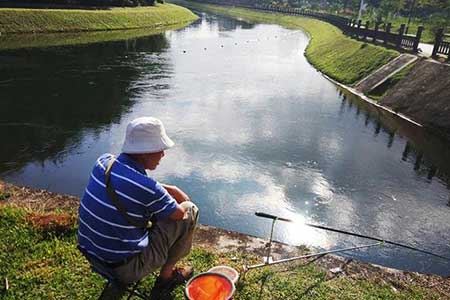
[1,12,449,276]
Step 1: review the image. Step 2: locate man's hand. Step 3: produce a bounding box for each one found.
[162,184,191,204]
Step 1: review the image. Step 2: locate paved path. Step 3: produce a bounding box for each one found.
[354,54,418,94]
[419,43,434,57]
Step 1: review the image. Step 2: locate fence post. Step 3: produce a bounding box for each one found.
[347,19,352,35]
[347,19,353,34]
[432,28,444,57]
[364,21,370,40]
[357,20,362,39]
[374,21,380,43]
[413,26,423,53]
[384,23,391,45]
[396,24,405,50]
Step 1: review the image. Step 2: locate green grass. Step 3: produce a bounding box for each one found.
[367,61,417,101]
[0,205,443,299]
[0,4,198,34]
[173,0,398,85]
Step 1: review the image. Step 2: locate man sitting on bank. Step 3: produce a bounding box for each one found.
[77,117,198,300]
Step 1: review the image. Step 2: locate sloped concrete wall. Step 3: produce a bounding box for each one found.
[355,54,416,93]
[381,60,450,137]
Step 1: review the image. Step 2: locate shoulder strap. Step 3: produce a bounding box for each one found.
[104,157,152,229]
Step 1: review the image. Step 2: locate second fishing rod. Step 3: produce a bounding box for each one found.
[255,211,450,261]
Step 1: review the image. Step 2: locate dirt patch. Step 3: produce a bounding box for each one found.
[194,224,307,259]
[380,59,450,138]
[26,212,76,234]
[0,180,79,213]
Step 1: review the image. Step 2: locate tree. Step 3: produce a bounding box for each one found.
[376,0,406,22]
[434,0,450,18]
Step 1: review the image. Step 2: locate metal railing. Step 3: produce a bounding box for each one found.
[345,20,422,52]
[432,29,450,58]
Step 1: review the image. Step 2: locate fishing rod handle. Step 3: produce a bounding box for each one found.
[255,212,293,223]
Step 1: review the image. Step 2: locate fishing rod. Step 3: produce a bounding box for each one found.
[242,211,385,274]
[255,211,450,261]
[244,242,383,271]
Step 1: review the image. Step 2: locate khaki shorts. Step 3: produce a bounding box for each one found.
[112,201,199,285]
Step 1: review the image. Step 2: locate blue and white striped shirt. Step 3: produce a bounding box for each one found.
[77,153,178,263]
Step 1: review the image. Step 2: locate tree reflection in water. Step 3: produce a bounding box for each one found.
[0,33,169,174]
[338,89,450,190]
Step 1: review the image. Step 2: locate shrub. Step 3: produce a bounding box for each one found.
[427,15,448,36]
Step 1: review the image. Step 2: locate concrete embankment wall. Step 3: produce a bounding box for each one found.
[380,60,450,137]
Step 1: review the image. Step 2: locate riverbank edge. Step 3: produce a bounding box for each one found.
[0,4,198,34]
[1,179,450,300]
[324,73,424,127]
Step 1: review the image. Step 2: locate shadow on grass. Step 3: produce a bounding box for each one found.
[245,255,353,300]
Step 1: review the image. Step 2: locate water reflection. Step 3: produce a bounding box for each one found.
[1,13,449,275]
[338,89,450,186]
[187,11,255,31]
[0,34,169,174]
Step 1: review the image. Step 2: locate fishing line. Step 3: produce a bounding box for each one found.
[255,212,450,261]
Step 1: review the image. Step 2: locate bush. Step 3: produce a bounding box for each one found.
[427,15,448,36]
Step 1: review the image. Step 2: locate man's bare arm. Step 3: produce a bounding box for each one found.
[161,184,190,220]
[161,184,191,204]
[169,204,186,221]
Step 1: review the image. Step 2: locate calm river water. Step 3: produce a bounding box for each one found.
[1,12,449,275]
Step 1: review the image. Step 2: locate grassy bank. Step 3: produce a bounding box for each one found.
[173,0,398,85]
[1,180,448,299]
[0,4,197,34]
[1,205,446,300]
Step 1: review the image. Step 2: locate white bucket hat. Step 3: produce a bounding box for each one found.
[122,117,174,154]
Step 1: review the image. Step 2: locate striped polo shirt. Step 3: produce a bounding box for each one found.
[77,153,178,263]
